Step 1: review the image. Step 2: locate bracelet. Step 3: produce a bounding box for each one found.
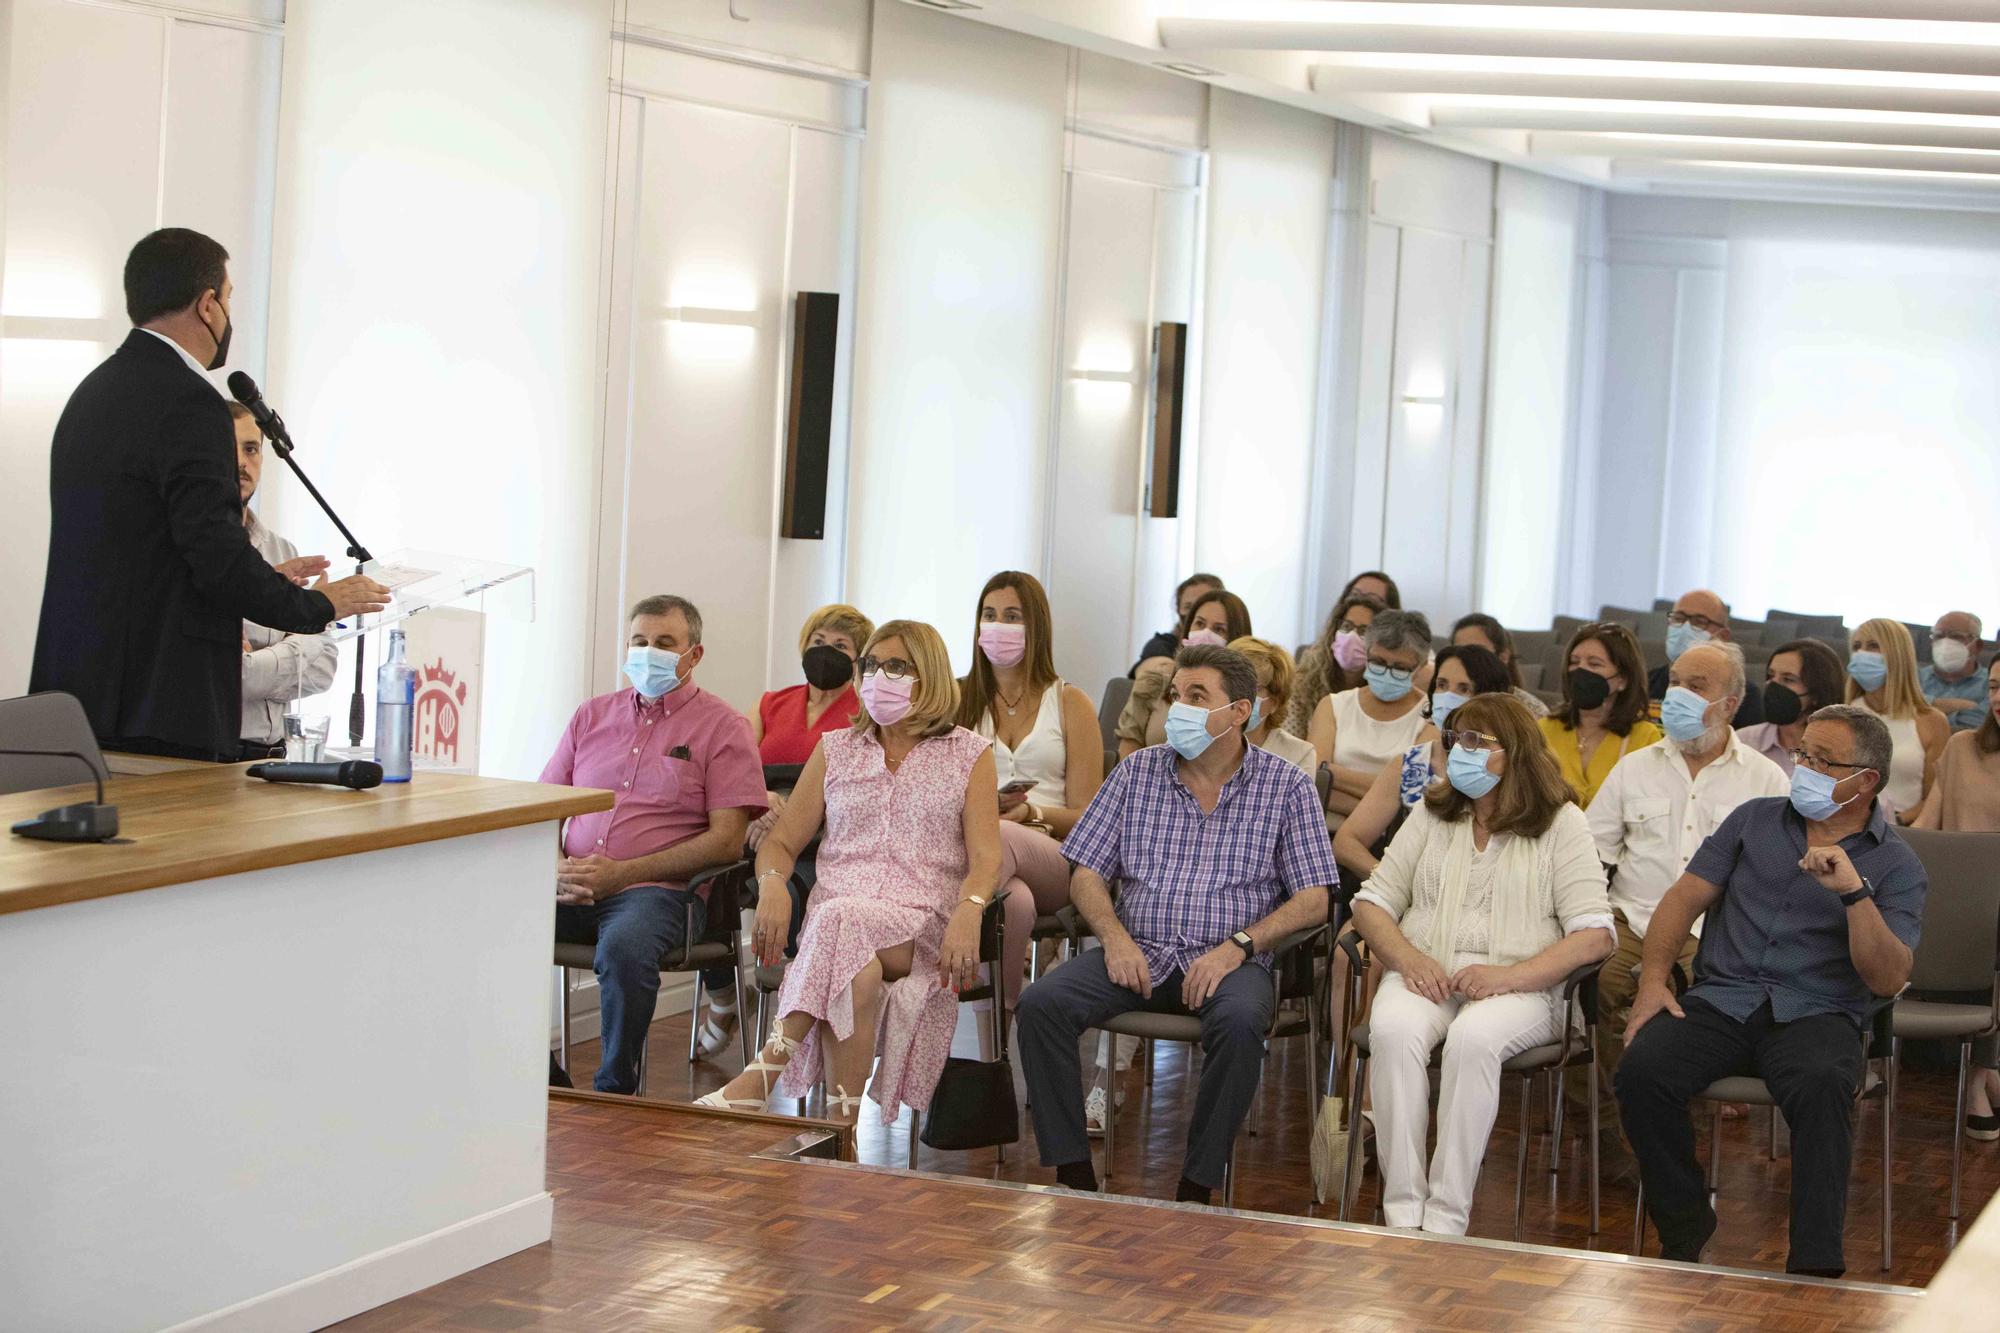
[757,868,786,883]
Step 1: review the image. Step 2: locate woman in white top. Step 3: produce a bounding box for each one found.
[1230,636,1317,775]
[957,571,1102,1011]
[1844,618,1948,822]
[1309,609,1434,831]
[1353,692,1615,1235]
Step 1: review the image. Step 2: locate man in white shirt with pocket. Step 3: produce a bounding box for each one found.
[1588,640,1789,1120]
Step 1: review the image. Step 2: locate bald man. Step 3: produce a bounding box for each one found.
[1648,588,1762,728]
[1589,640,1790,1116]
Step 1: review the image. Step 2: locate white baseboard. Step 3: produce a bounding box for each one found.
[164,1193,553,1333]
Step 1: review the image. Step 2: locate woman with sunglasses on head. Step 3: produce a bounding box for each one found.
[1536,622,1661,808]
[1286,591,1388,739]
[1353,692,1614,1234]
[1307,609,1434,831]
[699,620,1001,1125]
[957,571,1103,1025]
[1844,618,1949,823]
[1736,638,1847,777]
[1115,588,1254,759]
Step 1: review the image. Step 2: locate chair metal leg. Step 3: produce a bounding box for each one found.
[908,1114,919,1169]
[1305,1002,1321,1124]
[1587,1061,1601,1235]
[1102,1058,1116,1187]
[734,941,753,1067]
[1224,1146,1236,1209]
[1144,1037,1156,1087]
[1706,1102,1721,1204]
[1513,1076,1532,1240]
[683,973,701,1098]
[637,1026,650,1098]
[1339,1049,1368,1221]
[1950,1042,1968,1221]
[1768,1104,1780,1160]
[1885,1042,1901,1271]
[1633,1180,1647,1254]
[1549,1071,1566,1176]
[557,967,571,1075]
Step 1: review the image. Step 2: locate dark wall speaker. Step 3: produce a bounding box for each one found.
[782,291,840,540]
[1149,320,1189,519]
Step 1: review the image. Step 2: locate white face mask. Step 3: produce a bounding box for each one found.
[1931,638,1973,675]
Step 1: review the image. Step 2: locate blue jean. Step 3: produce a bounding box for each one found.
[556,885,703,1094]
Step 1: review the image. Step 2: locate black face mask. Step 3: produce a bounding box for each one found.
[204,294,233,371]
[1761,680,1805,727]
[801,645,853,691]
[1567,668,1612,712]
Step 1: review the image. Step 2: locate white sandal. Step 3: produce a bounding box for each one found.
[693,1006,736,1060]
[823,1084,865,1121]
[693,1031,799,1113]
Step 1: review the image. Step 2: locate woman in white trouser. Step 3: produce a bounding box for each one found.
[1352,693,1614,1235]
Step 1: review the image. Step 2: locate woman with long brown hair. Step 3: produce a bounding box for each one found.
[1535,621,1661,808]
[1353,693,1613,1234]
[1115,587,1254,758]
[1286,590,1388,738]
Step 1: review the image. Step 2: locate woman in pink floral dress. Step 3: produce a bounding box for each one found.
[699,619,1001,1124]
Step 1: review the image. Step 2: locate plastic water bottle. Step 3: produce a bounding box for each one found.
[375,629,415,783]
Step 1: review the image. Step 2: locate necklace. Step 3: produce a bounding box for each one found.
[995,684,1025,717]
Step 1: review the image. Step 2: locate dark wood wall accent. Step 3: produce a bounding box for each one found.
[781,291,840,540]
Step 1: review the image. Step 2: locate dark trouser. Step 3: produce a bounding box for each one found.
[695,862,810,999]
[1017,949,1273,1189]
[1615,995,1862,1274]
[556,885,703,1094]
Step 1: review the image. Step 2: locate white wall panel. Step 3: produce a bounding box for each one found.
[1370,132,1495,241]
[619,0,872,74]
[1071,49,1206,150]
[1193,88,1335,651]
[1445,237,1491,624]
[1591,262,1679,611]
[1379,228,1463,618]
[1135,183,1203,668]
[1345,220,1399,589]
[845,1,1067,667]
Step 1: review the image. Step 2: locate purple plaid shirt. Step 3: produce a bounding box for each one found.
[1062,743,1337,986]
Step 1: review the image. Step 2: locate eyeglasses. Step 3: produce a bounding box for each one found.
[1442,729,1504,752]
[1932,627,1979,645]
[1788,748,1869,775]
[858,656,919,681]
[1365,659,1415,682]
[1666,611,1726,633]
[1336,619,1368,635]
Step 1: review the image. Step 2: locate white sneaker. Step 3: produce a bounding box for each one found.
[1085,1082,1126,1137]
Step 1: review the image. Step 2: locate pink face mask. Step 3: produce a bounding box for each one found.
[1333,630,1367,673]
[978,622,1027,668]
[860,671,915,727]
[1183,628,1227,648]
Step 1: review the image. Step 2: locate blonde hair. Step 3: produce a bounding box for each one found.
[1846,617,1929,720]
[852,619,960,738]
[797,603,874,657]
[1228,636,1295,727]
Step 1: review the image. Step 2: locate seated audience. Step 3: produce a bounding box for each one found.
[1130,572,1225,678]
[1648,589,1761,728]
[1353,693,1615,1235]
[1617,706,1925,1276]
[1342,569,1402,609]
[1920,610,1990,734]
[1586,642,1788,1116]
[1845,618,1949,822]
[231,403,339,758]
[1911,657,2000,1137]
[543,595,767,1095]
[959,571,1103,1014]
[1117,588,1253,758]
[1286,591,1388,737]
[1231,635,1317,774]
[1737,638,1847,776]
[699,620,1001,1122]
[752,603,872,768]
[1333,644,1515,882]
[1018,645,1335,1205]
[1308,609,1434,831]
[1450,612,1549,719]
[1539,622,1662,808]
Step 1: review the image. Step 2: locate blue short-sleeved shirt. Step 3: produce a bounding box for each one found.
[1682,796,1926,1028]
[1920,661,1992,733]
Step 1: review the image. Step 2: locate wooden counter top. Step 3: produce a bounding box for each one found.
[0,766,613,916]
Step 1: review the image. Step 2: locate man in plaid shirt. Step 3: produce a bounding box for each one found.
[1017,644,1336,1204]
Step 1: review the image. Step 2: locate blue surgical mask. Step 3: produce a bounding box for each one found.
[1789,763,1868,822]
[1666,622,1711,662]
[1364,662,1414,703]
[1164,700,1224,760]
[1247,695,1268,732]
[1659,685,1715,743]
[1848,651,1888,693]
[1446,744,1500,799]
[624,645,680,699]
[1429,690,1468,727]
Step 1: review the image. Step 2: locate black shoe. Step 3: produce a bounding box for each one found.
[1175,1176,1213,1206]
[549,1053,573,1089]
[1659,1212,1718,1264]
[1055,1161,1100,1192]
[1966,1111,2000,1143]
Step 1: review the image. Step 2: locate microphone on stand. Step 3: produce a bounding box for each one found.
[1,749,120,842]
[226,371,295,454]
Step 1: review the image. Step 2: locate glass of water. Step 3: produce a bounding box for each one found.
[284,713,331,763]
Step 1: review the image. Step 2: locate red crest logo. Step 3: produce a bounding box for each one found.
[414,658,470,763]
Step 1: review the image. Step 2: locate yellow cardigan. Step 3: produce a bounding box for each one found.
[1537,715,1664,809]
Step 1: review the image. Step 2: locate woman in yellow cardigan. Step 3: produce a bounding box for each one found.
[1536,621,1662,807]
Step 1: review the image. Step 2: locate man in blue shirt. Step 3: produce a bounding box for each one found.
[1920,610,1990,734]
[1616,705,1925,1277]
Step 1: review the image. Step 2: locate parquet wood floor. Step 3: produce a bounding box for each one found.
[561,998,1997,1288]
[341,1095,1921,1332]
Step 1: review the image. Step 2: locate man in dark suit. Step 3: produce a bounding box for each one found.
[29,228,388,761]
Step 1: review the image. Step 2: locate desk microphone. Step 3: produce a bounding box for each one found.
[1,749,120,842]
[246,760,384,791]
[226,371,295,453]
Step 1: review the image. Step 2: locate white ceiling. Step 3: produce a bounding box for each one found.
[910,0,2000,212]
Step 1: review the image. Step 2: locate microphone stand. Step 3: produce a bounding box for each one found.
[260,429,375,747]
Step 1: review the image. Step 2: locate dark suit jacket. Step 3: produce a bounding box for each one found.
[29,331,336,760]
[1649,660,1763,729]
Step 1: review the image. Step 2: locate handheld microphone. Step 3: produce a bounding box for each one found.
[246,760,385,791]
[226,371,295,453]
[1,748,120,842]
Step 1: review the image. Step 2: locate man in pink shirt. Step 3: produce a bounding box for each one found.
[541,594,767,1094]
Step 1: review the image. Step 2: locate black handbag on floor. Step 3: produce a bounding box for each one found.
[920,1055,1019,1150]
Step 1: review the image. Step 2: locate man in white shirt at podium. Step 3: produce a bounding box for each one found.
[231,401,340,759]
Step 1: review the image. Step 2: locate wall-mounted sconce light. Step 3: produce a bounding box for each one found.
[663,305,760,328]
[1070,366,1143,384]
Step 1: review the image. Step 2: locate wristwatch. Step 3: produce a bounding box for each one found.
[1839,878,1874,908]
[1231,930,1256,961]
